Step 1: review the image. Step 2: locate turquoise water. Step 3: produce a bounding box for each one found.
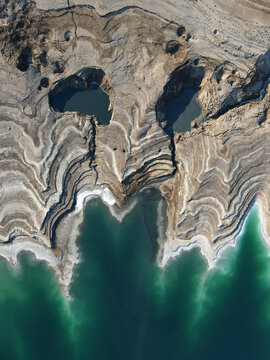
[0,196,270,359]
[50,82,111,125]
[165,89,201,132]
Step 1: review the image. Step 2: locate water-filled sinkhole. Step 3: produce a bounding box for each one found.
[165,88,202,132]
[50,82,111,125]
[156,63,205,134]
[49,67,113,125]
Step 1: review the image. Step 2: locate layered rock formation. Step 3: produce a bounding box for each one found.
[160,86,270,265]
[0,0,270,294]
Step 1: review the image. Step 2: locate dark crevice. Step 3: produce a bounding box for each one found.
[93,165,98,187]
[89,117,97,168]
[42,149,93,248]
[166,126,178,175]
[67,0,77,38]
[4,234,29,245]
[44,3,179,31]
[41,114,98,248]
[121,153,176,189]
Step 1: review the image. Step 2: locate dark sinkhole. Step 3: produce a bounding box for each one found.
[49,68,113,125]
[156,63,205,134]
[165,88,202,133]
[50,82,111,125]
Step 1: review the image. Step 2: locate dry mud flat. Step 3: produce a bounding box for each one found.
[0,0,270,294]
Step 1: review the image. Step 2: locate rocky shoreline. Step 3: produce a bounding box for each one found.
[0,0,270,295]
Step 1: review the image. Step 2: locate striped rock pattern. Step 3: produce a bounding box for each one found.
[0,0,269,293]
[160,89,270,264]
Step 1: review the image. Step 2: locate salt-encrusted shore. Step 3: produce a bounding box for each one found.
[0,241,60,267]
[160,203,259,270]
[74,188,116,214]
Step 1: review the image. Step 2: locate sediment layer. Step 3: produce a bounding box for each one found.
[0,0,270,294]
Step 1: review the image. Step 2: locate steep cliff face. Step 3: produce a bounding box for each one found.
[0,0,270,294]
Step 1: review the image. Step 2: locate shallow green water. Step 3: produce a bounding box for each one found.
[0,196,270,360]
[50,82,111,125]
[165,88,201,132]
